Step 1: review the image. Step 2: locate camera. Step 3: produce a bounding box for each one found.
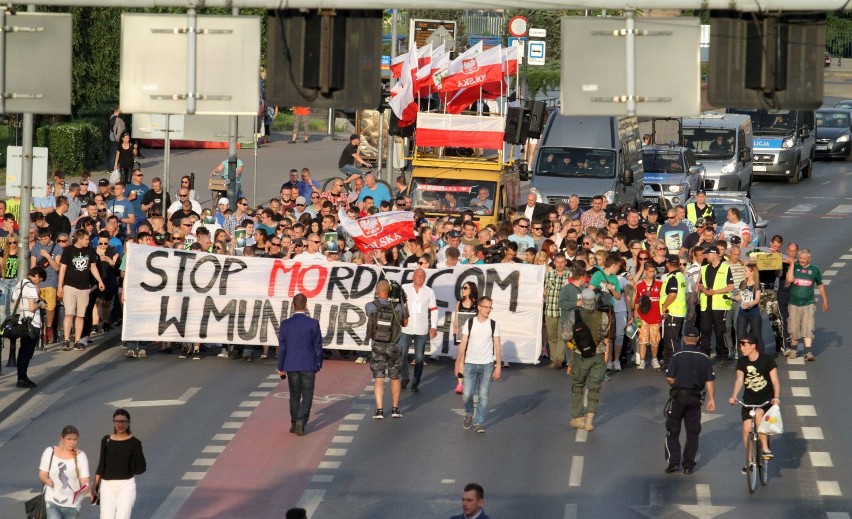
[388,280,407,305]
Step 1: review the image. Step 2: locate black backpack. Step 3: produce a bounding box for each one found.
[594,288,613,313]
[638,293,652,315]
[367,300,400,343]
[573,309,597,358]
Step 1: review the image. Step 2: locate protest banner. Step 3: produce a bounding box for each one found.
[123,244,545,363]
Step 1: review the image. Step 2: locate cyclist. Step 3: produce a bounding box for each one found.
[728,333,781,471]
[340,134,373,185]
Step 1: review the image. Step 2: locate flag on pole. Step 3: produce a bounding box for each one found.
[390,48,419,126]
[415,113,504,149]
[338,209,415,253]
[440,45,504,93]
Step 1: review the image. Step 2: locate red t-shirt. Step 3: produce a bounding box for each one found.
[635,278,663,324]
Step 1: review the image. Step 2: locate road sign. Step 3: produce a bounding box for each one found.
[529,27,547,38]
[468,35,502,49]
[528,41,546,66]
[410,18,456,51]
[509,16,527,37]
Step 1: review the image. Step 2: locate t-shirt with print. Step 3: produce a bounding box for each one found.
[736,353,776,405]
[721,220,750,244]
[30,242,63,288]
[636,278,663,324]
[789,263,822,307]
[39,446,91,507]
[658,221,690,254]
[60,245,97,290]
[462,317,500,365]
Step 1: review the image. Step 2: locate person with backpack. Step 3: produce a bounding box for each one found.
[562,289,610,432]
[455,296,502,434]
[365,280,409,420]
[589,253,623,370]
[107,106,126,171]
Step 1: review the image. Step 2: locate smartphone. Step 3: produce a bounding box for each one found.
[279,373,287,380]
[457,372,464,379]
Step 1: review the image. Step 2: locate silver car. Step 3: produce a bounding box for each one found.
[685,191,769,247]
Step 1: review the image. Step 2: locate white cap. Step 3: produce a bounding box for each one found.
[217,197,229,206]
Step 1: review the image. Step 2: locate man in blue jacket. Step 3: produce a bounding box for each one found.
[278,293,324,436]
[449,483,490,519]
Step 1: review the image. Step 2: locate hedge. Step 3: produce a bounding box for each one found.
[36,121,105,174]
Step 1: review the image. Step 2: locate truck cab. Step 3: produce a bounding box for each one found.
[641,145,704,209]
[681,113,754,195]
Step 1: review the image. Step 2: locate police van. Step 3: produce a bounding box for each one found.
[681,113,754,195]
[726,109,816,185]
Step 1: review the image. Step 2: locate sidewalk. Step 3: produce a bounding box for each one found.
[0,330,120,423]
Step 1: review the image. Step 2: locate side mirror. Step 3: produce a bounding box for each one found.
[740,148,752,163]
[755,219,769,229]
[622,168,634,186]
[800,127,810,139]
[517,162,529,182]
[688,166,704,176]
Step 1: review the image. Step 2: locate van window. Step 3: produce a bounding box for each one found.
[535,147,616,178]
[411,178,497,214]
[642,150,686,173]
[682,128,736,160]
[728,109,796,133]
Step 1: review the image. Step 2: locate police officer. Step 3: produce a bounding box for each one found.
[664,325,716,475]
[685,189,714,227]
[365,280,409,420]
[697,245,734,363]
[660,255,687,367]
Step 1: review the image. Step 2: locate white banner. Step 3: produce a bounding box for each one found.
[123,245,545,364]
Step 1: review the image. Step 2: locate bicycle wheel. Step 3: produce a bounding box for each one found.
[747,437,759,493]
[760,438,770,486]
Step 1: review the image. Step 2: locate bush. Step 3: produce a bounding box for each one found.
[36,121,105,173]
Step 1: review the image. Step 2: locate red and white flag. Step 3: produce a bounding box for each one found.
[390,48,419,126]
[338,209,415,253]
[415,113,504,149]
[430,45,451,91]
[444,81,505,115]
[503,44,522,76]
[440,45,504,93]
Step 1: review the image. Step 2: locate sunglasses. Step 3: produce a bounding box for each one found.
[179,194,188,198]
[739,340,753,345]
[171,235,182,240]
[310,240,321,244]
[518,224,529,229]
[238,202,247,206]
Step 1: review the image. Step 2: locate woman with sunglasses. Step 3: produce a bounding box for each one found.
[631,249,652,285]
[92,409,146,519]
[734,262,764,350]
[1,235,20,321]
[452,282,479,394]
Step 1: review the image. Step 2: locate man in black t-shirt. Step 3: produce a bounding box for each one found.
[340,134,372,185]
[44,196,73,241]
[618,209,646,244]
[58,229,106,351]
[728,334,781,468]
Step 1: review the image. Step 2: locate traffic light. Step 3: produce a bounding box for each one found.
[378,87,391,113]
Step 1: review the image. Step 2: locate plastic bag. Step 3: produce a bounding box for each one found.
[109,169,121,185]
[757,404,783,435]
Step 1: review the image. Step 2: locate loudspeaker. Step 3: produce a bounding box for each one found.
[708,12,825,109]
[504,106,530,144]
[389,112,415,138]
[266,10,382,109]
[526,101,547,139]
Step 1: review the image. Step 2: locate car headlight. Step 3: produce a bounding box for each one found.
[603,190,615,204]
[837,135,850,143]
[720,161,736,174]
[667,184,685,193]
[781,137,795,148]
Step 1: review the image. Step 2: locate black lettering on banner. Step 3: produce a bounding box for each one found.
[320,305,339,347]
[173,250,196,292]
[237,300,263,340]
[190,255,222,293]
[327,265,354,299]
[259,300,282,343]
[159,296,189,336]
[141,250,170,292]
[220,257,248,295]
[486,267,520,312]
[200,296,236,340]
[398,268,414,286]
[455,268,487,296]
[351,266,379,299]
[337,302,366,346]
[438,309,454,354]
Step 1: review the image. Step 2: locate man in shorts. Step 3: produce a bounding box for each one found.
[785,248,829,361]
[29,228,64,344]
[365,280,408,420]
[58,229,106,351]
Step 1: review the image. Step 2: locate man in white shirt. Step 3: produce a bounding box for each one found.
[721,207,751,246]
[293,233,327,262]
[455,296,502,433]
[167,187,202,218]
[399,269,437,392]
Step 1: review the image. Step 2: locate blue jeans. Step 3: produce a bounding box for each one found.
[287,371,316,427]
[463,362,494,426]
[0,277,17,321]
[46,502,80,519]
[339,165,364,179]
[398,332,428,384]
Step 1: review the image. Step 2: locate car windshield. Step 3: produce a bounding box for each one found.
[682,128,736,159]
[816,111,851,128]
[835,101,852,109]
[535,147,616,178]
[728,109,796,134]
[709,202,752,225]
[410,178,497,215]
[642,151,685,173]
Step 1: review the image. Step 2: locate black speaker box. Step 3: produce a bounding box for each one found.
[526,101,546,139]
[504,106,530,144]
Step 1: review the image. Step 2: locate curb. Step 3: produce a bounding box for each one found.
[0,332,120,424]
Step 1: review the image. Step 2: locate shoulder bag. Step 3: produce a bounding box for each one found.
[1,281,33,339]
[25,448,53,519]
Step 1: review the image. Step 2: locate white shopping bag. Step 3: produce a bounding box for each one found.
[757,404,784,435]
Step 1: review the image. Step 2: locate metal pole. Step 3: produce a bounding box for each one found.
[522,34,529,101]
[162,114,170,218]
[377,113,384,172]
[186,7,197,114]
[253,114,258,206]
[0,9,6,116]
[227,6,239,207]
[327,108,334,139]
[386,8,398,183]
[16,3,36,281]
[625,9,637,117]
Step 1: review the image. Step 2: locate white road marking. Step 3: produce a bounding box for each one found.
[823,270,838,276]
[318,461,341,469]
[827,513,851,519]
[267,374,279,379]
[830,262,846,268]
[212,433,235,441]
[788,204,817,213]
[795,405,817,417]
[441,479,455,484]
[344,413,365,421]
[258,382,278,388]
[568,455,584,487]
[193,458,216,466]
[332,435,354,443]
[809,452,833,467]
[364,385,374,392]
[239,400,260,408]
[791,387,811,397]
[575,429,588,443]
[823,279,832,286]
[788,356,806,364]
[311,475,334,483]
[338,424,359,432]
[817,481,843,496]
[296,489,326,517]
[222,421,244,429]
[802,427,824,440]
[840,255,852,260]
[148,486,194,519]
[106,387,201,408]
[676,483,734,518]
[788,371,807,380]
[230,411,251,418]
[182,471,206,480]
[203,445,226,453]
[249,391,269,397]
[564,503,578,519]
[325,448,347,457]
[827,204,852,214]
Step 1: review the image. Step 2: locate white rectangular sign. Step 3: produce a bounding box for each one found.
[528,41,546,66]
[5,146,49,197]
[529,28,547,38]
[123,245,545,363]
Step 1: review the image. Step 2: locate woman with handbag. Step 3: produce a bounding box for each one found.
[13,266,46,389]
[38,425,91,519]
[91,408,146,519]
[113,132,136,185]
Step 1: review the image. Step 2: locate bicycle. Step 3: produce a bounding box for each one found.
[736,399,771,493]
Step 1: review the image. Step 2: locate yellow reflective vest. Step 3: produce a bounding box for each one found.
[659,271,687,317]
[699,261,733,311]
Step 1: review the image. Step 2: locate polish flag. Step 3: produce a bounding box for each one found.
[338,209,415,253]
[415,113,504,149]
[415,44,434,91]
[440,45,504,93]
[390,52,407,78]
[390,49,418,126]
[444,81,505,115]
[503,44,522,76]
[429,45,450,91]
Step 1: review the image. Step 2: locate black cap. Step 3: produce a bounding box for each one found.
[648,206,659,215]
[683,325,700,338]
[618,212,627,220]
[605,210,616,220]
[641,200,655,209]
[350,133,360,141]
[740,333,760,345]
[447,230,461,238]
[703,215,716,224]
[730,235,742,245]
[705,245,720,254]
[666,254,680,264]
[98,178,110,186]
[645,224,658,233]
[696,188,707,195]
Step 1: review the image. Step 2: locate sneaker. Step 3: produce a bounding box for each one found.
[613,360,622,371]
[762,450,774,460]
[391,407,403,418]
[125,350,137,358]
[741,464,749,475]
[784,348,798,360]
[16,379,37,389]
[60,340,71,351]
[805,352,815,362]
[192,350,202,360]
[355,356,367,364]
[651,359,661,370]
[373,409,384,420]
[463,415,473,430]
[637,362,646,370]
[178,349,188,359]
[217,349,228,358]
[475,425,485,434]
[137,350,147,359]
[634,352,641,366]
[73,341,85,351]
[606,361,614,370]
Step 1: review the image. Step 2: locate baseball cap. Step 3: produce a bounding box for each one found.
[447,230,461,238]
[618,212,627,220]
[729,235,742,246]
[645,224,658,234]
[705,245,720,254]
[648,206,659,215]
[641,200,655,209]
[666,254,680,264]
[696,188,707,195]
[581,288,597,302]
[98,178,110,187]
[217,197,229,206]
[683,325,700,338]
[605,210,617,220]
[295,196,307,205]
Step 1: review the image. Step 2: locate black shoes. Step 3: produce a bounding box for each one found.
[17,379,37,389]
[665,465,679,474]
[401,379,409,390]
[410,384,419,393]
[294,421,305,436]
[683,468,694,475]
